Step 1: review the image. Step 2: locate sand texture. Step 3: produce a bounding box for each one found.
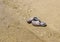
[0,0,60,42]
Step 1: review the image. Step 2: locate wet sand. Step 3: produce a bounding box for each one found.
[0,0,60,42]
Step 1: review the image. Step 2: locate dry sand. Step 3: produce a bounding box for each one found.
[0,0,60,42]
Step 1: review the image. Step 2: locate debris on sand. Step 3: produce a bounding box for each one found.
[27,17,47,27]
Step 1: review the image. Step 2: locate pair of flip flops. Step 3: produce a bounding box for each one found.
[27,17,47,27]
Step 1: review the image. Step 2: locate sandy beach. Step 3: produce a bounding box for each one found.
[0,0,60,42]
